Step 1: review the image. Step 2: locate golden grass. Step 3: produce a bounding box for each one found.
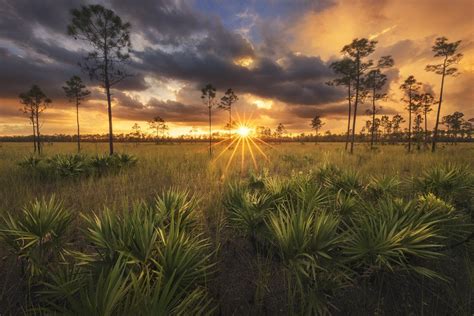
[0,142,472,217]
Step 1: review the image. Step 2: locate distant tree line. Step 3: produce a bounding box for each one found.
[1,115,471,144]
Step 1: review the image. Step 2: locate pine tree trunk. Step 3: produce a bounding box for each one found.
[350,56,360,154]
[370,87,376,150]
[424,110,428,146]
[432,57,447,153]
[229,107,232,140]
[35,108,41,154]
[408,90,412,153]
[208,101,212,157]
[31,111,37,153]
[104,34,114,155]
[345,83,351,151]
[106,83,114,155]
[76,98,81,152]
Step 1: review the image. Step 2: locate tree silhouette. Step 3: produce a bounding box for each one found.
[328,58,356,151]
[364,56,394,149]
[19,85,52,154]
[148,116,168,144]
[413,113,423,150]
[201,84,216,157]
[442,111,464,143]
[341,38,377,154]
[310,115,325,143]
[131,123,142,144]
[63,76,90,152]
[380,115,390,141]
[425,37,463,152]
[400,76,421,152]
[418,93,434,146]
[462,118,473,140]
[391,114,405,141]
[275,123,287,141]
[68,4,131,155]
[256,126,272,138]
[219,88,238,139]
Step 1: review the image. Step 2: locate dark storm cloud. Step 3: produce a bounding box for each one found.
[0,48,76,99]
[110,0,255,59]
[0,0,347,126]
[109,0,208,45]
[0,0,86,50]
[287,103,348,119]
[112,94,220,123]
[133,49,341,105]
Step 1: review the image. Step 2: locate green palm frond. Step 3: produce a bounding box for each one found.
[47,154,89,177]
[327,169,364,194]
[224,183,274,240]
[81,203,159,268]
[0,196,73,277]
[39,257,130,316]
[415,163,473,206]
[342,197,464,279]
[367,175,402,199]
[154,188,199,231]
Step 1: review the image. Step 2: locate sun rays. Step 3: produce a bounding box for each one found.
[212,112,270,175]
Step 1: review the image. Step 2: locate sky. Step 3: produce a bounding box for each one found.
[0,0,473,137]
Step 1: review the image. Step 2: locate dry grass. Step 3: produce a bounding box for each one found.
[0,141,472,314]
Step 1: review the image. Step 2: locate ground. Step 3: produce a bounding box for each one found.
[0,141,472,314]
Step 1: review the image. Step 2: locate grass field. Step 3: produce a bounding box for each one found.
[0,142,473,315]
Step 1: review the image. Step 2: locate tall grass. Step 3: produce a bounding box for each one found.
[222,160,473,314]
[0,142,473,314]
[0,188,215,315]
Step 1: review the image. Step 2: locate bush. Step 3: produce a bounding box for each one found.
[0,189,215,315]
[18,153,138,179]
[0,196,73,278]
[222,165,474,314]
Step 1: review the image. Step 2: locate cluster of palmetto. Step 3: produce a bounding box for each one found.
[18,153,137,179]
[0,189,215,315]
[223,163,473,314]
[328,37,463,154]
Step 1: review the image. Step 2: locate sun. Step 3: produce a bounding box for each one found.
[211,114,272,175]
[236,126,251,137]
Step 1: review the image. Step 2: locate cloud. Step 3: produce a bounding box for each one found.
[0,0,472,135]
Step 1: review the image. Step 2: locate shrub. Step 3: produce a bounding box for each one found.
[0,196,73,277]
[18,153,138,179]
[47,154,89,177]
[342,197,471,279]
[415,163,473,208]
[154,188,199,231]
[0,189,215,314]
[224,184,274,244]
[366,175,402,199]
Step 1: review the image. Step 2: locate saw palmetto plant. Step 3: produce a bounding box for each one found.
[47,154,89,178]
[0,189,215,315]
[415,163,474,211]
[1,155,473,315]
[154,188,200,231]
[0,196,73,278]
[342,196,471,279]
[222,163,473,314]
[366,174,402,199]
[224,183,274,243]
[18,153,138,179]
